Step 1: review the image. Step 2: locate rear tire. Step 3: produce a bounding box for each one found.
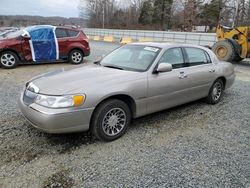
[206,79,224,104]
[91,99,131,142]
[69,49,84,64]
[0,51,19,69]
[212,40,236,62]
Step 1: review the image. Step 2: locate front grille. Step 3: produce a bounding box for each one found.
[23,90,36,105]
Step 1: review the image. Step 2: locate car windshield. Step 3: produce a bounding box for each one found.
[2,29,23,39]
[100,45,161,72]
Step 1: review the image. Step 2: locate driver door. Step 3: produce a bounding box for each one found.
[147,47,191,114]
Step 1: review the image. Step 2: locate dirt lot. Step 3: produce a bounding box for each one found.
[0,41,250,188]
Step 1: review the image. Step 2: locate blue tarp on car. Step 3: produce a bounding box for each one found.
[24,25,59,62]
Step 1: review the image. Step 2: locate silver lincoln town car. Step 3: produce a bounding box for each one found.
[19,43,235,141]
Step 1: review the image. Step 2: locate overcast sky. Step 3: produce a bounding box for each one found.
[0,0,80,17]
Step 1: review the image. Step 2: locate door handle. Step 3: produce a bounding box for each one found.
[178,72,188,79]
[209,69,215,73]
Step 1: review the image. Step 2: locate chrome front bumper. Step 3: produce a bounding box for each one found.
[18,92,94,134]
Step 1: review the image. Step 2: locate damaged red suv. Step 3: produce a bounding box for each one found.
[0,25,90,69]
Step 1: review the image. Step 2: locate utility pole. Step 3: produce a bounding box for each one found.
[217,0,223,25]
[102,0,105,29]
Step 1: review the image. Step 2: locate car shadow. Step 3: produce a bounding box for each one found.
[43,131,96,154]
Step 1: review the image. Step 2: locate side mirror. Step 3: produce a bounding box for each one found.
[156,63,172,73]
[21,33,31,40]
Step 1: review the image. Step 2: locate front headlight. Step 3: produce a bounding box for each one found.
[35,94,85,108]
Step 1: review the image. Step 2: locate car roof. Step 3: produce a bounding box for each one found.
[130,42,206,50]
[129,42,219,62]
[56,26,81,31]
[25,25,81,31]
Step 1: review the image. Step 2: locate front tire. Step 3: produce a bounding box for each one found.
[0,51,19,69]
[69,49,84,64]
[91,99,131,142]
[206,79,224,104]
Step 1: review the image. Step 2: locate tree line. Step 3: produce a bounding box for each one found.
[79,0,250,31]
[0,15,87,28]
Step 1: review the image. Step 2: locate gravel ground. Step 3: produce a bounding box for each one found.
[0,41,250,188]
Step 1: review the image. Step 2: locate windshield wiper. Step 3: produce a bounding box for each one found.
[103,65,124,70]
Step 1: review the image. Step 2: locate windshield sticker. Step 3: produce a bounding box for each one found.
[144,47,159,52]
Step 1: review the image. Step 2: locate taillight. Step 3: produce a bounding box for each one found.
[82,32,89,42]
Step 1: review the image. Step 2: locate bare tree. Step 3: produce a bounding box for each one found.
[79,0,250,30]
[235,0,250,26]
[79,0,147,28]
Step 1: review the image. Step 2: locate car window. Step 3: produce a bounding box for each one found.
[138,50,156,65]
[2,29,23,39]
[159,48,185,69]
[55,28,67,38]
[205,51,212,63]
[185,47,211,66]
[68,30,79,37]
[100,45,161,72]
[108,48,133,62]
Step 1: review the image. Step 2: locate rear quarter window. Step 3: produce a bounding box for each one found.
[185,47,211,66]
[68,30,79,37]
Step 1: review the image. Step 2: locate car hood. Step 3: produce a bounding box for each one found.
[0,37,16,42]
[31,64,143,95]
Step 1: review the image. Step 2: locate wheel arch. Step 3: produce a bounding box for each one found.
[215,76,226,90]
[68,47,85,57]
[90,94,137,125]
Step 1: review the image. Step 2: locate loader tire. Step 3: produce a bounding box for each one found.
[212,40,236,62]
[232,54,244,62]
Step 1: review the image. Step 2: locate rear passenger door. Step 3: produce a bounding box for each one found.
[183,47,217,98]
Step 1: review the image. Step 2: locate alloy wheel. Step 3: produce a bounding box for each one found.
[212,82,222,101]
[72,52,82,63]
[1,53,16,67]
[102,108,126,136]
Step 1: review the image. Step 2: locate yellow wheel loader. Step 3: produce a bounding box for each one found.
[212,25,250,62]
